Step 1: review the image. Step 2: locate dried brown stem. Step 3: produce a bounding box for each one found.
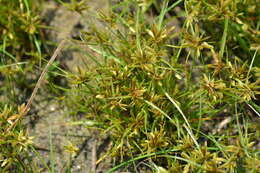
[24,39,67,113]
[7,39,67,131]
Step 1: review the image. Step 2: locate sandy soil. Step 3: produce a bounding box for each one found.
[27,1,114,172]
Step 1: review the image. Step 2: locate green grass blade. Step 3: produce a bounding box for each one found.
[220,17,229,59]
[144,100,177,126]
[107,149,181,173]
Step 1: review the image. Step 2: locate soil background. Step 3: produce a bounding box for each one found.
[27,1,114,172]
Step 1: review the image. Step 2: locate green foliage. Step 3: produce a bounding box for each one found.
[0,0,44,105]
[66,0,260,172]
[0,0,44,172]
[0,0,259,172]
[0,105,33,172]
